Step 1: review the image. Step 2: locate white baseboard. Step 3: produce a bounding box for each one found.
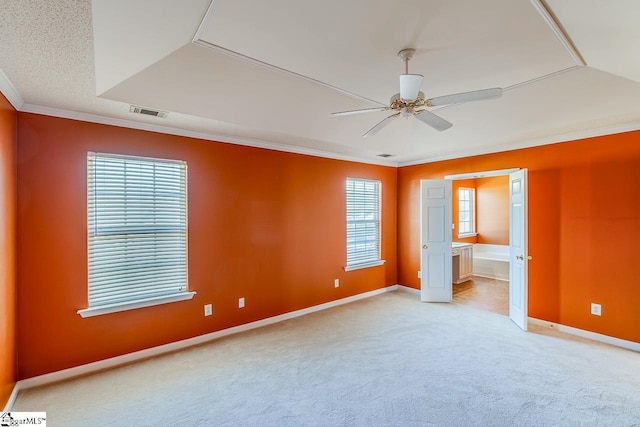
[472,273,509,282]
[8,288,637,411]
[528,317,640,353]
[396,284,420,295]
[10,285,398,403]
[2,382,21,412]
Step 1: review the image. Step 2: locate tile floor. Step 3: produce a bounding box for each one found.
[452,276,509,316]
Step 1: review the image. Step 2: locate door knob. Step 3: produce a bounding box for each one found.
[423,244,428,249]
[527,256,533,260]
[516,255,524,260]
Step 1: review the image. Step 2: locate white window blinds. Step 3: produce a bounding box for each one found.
[87,153,188,308]
[346,178,381,267]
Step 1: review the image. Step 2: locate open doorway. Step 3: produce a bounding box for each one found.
[449,174,510,316]
[420,169,528,330]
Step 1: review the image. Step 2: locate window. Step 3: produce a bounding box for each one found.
[78,153,194,318]
[345,178,384,270]
[458,187,475,236]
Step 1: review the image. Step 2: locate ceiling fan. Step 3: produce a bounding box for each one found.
[330,48,503,138]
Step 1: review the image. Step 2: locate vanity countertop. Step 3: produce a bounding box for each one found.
[452,242,473,248]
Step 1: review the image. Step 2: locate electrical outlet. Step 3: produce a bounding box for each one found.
[204,304,212,316]
[591,303,601,316]
[238,297,245,308]
[417,270,422,279]
[334,279,340,288]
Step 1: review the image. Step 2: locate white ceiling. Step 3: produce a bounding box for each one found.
[1,0,639,165]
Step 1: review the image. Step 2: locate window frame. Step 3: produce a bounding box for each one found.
[78,152,194,318]
[344,177,385,271]
[457,187,477,238]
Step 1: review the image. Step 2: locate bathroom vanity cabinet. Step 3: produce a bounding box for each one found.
[452,243,473,284]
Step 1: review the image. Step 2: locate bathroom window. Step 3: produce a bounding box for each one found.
[458,188,476,237]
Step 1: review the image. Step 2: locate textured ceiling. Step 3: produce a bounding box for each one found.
[0,0,638,166]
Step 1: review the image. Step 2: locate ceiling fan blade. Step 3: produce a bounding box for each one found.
[400,74,423,100]
[330,107,388,117]
[363,113,400,138]
[428,87,503,106]
[415,110,453,131]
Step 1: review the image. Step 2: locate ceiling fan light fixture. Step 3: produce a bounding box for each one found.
[331,48,504,137]
[399,74,423,101]
[401,106,414,118]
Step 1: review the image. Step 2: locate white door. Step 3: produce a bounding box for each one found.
[509,169,528,330]
[420,180,452,302]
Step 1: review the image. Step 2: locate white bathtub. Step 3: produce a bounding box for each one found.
[473,244,509,281]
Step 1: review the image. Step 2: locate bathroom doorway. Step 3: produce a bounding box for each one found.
[420,168,528,330]
[450,173,510,316]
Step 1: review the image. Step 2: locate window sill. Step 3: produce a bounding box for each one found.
[458,233,477,238]
[344,260,386,272]
[77,292,196,318]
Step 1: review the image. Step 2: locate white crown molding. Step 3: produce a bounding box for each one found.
[529,0,586,66]
[0,69,24,110]
[192,39,385,108]
[15,101,640,170]
[398,120,640,167]
[18,103,398,167]
[0,69,396,167]
[444,168,520,180]
[433,66,581,115]
[191,1,384,107]
[5,69,637,170]
[504,66,580,92]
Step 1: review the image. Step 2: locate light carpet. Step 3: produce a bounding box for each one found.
[12,291,640,426]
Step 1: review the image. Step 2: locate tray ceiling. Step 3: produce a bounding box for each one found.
[1,0,638,165]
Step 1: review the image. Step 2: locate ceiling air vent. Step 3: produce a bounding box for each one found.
[377,153,394,158]
[129,105,168,118]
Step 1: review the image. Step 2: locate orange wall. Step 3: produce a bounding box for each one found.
[11,109,640,380]
[476,176,509,245]
[452,179,477,244]
[16,113,397,379]
[398,130,640,343]
[0,94,17,407]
